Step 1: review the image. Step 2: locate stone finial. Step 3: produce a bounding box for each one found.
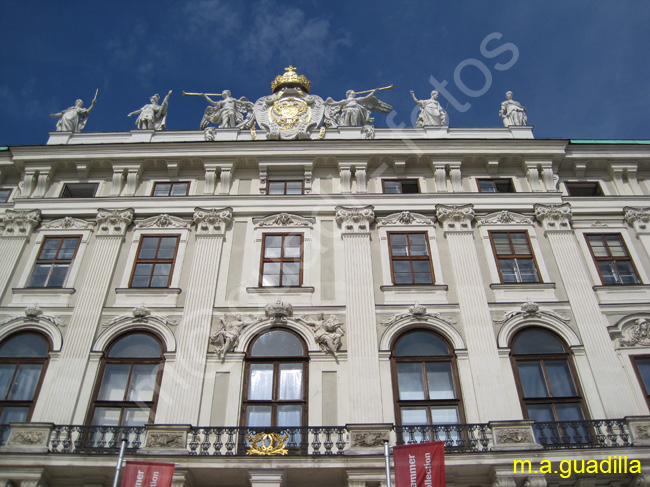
[95,208,134,236]
[335,206,375,233]
[534,203,572,231]
[192,207,233,235]
[0,209,41,237]
[436,204,475,232]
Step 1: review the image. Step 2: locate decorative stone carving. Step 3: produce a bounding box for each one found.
[495,299,570,324]
[325,88,393,128]
[204,127,218,141]
[634,424,650,439]
[411,90,447,126]
[625,207,650,233]
[128,91,172,131]
[350,431,387,448]
[24,304,43,319]
[618,318,650,347]
[381,302,456,327]
[376,211,435,226]
[50,90,98,132]
[499,90,527,127]
[361,124,375,140]
[265,299,293,324]
[492,477,517,487]
[146,432,185,449]
[496,428,533,444]
[198,90,254,130]
[296,313,345,357]
[335,206,375,233]
[210,314,264,359]
[192,207,233,235]
[136,214,189,229]
[523,477,547,487]
[478,211,533,226]
[0,305,64,329]
[0,209,41,236]
[489,420,542,451]
[104,305,177,328]
[436,204,475,232]
[253,213,315,227]
[10,430,46,445]
[95,208,134,236]
[2,423,53,453]
[42,216,93,230]
[534,203,572,231]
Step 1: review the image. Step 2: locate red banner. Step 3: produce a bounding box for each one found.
[121,461,175,487]
[393,442,445,487]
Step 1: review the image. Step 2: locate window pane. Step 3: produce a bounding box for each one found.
[127,364,158,401]
[605,235,626,257]
[98,364,130,401]
[401,181,420,194]
[412,261,432,284]
[492,234,511,255]
[246,406,272,427]
[390,235,408,256]
[499,259,518,282]
[138,238,159,259]
[277,405,302,427]
[47,264,69,287]
[555,403,584,421]
[268,182,285,195]
[262,263,281,286]
[7,364,42,401]
[587,236,608,257]
[279,364,302,400]
[0,364,15,399]
[261,273,280,287]
[401,407,428,425]
[40,238,61,259]
[397,363,425,400]
[513,330,565,354]
[426,362,455,399]
[285,181,303,194]
[249,364,273,400]
[517,259,539,283]
[28,264,51,287]
[251,330,303,357]
[157,238,178,259]
[122,408,150,426]
[430,406,459,424]
[616,261,640,284]
[283,236,301,258]
[170,183,188,196]
[479,180,497,192]
[153,183,171,196]
[150,263,172,287]
[545,361,576,397]
[0,407,29,424]
[0,334,49,357]
[518,362,549,398]
[511,233,531,254]
[395,332,449,356]
[527,404,554,422]
[408,234,428,256]
[635,358,650,391]
[384,181,401,194]
[264,236,283,258]
[281,262,300,286]
[91,407,121,426]
[58,238,80,259]
[109,334,161,358]
[597,261,619,284]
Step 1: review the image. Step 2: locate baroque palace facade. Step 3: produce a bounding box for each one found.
[1,70,650,487]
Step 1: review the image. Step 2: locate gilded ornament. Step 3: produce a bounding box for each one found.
[246,431,289,455]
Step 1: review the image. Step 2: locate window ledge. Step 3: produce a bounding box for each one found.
[11,287,75,307]
[246,286,315,294]
[490,282,555,290]
[13,287,76,295]
[380,284,448,305]
[489,282,557,302]
[380,284,448,292]
[593,284,650,305]
[114,287,181,307]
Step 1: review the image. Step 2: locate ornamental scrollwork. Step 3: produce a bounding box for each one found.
[496,428,533,444]
[95,208,134,236]
[103,305,177,328]
[350,431,388,448]
[192,207,233,235]
[0,209,41,236]
[381,302,456,327]
[146,432,185,449]
[534,203,572,231]
[42,216,93,230]
[0,305,65,329]
[136,214,189,229]
[376,211,435,226]
[477,211,533,226]
[625,207,650,233]
[246,432,288,455]
[253,213,314,228]
[436,204,475,232]
[9,430,47,445]
[335,205,375,233]
[495,299,569,324]
[618,318,650,348]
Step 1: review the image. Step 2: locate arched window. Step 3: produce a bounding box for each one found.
[242,329,307,429]
[88,333,164,426]
[0,332,50,425]
[391,330,463,427]
[510,328,586,423]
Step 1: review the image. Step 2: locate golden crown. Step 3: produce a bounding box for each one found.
[271,65,311,93]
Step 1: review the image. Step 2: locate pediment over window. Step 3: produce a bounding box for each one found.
[253,213,314,227]
[376,211,435,227]
[609,314,650,348]
[477,210,533,226]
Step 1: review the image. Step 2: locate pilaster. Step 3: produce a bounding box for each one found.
[0,210,41,299]
[335,206,382,422]
[33,209,134,423]
[436,204,521,421]
[534,203,637,416]
[249,470,284,487]
[162,207,232,424]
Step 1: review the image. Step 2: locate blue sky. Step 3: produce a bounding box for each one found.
[1,1,649,146]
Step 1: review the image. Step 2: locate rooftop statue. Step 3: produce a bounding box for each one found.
[50,89,98,132]
[411,90,448,126]
[499,90,527,127]
[127,91,172,130]
[324,85,393,128]
[183,90,254,130]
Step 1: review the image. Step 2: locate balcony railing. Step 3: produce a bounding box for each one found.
[534,419,630,449]
[394,423,492,452]
[49,425,145,454]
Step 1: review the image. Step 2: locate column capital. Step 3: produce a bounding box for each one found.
[95,208,134,236]
[534,203,572,232]
[625,207,650,234]
[0,210,41,237]
[436,204,474,232]
[335,205,374,233]
[192,207,233,235]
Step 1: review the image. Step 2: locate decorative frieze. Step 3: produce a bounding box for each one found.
[141,424,190,455]
[42,217,93,230]
[489,420,541,451]
[1,423,53,453]
[534,203,572,231]
[376,211,435,226]
[0,305,65,329]
[495,299,570,325]
[436,204,475,232]
[335,205,374,233]
[95,208,134,236]
[478,210,533,226]
[615,317,650,348]
[136,214,189,229]
[626,417,650,446]
[381,302,456,327]
[345,423,391,455]
[192,207,233,235]
[0,209,41,236]
[253,213,314,227]
[103,305,177,328]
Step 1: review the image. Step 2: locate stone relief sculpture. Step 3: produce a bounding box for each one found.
[197,90,255,130]
[324,86,393,128]
[410,90,447,126]
[210,314,264,359]
[297,313,345,357]
[50,89,98,132]
[127,91,172,130]
[499,91,527,127]
[619,318,650,347]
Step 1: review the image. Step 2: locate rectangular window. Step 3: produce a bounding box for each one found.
[489,231,540,283]
[152,182,190,197]
[28,236,81,288]
[388,233,434,285]
[565,182,603,196]
[477,179,514,193]
[632,356,650,408]
[260,234,303,287]
[0,189,12,203]
[586,233,640,284]
[61,183,98,198]
[129,236,180,288]
[382,179,420,194]
[267,181,304,195]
